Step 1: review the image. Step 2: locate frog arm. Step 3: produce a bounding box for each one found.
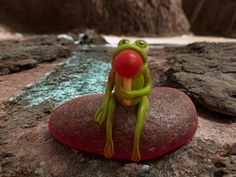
[103,69,115,101]
[94,69,115,124]
[121,67,152,99]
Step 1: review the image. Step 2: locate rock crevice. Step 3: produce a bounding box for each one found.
[164,43,236,117]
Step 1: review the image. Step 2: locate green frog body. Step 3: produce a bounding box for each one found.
[94,39,152,162]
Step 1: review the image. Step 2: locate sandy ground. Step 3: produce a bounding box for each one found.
[104,34,236,46]
[0,61,59,102]
[0,27,23,40]
[197,108,236,146]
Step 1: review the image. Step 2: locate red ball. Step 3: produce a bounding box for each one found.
[113,49,143,78]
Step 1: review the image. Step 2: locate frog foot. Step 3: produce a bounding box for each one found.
[94,107,107,125]
[94,115,104,125]
[104,140,114,159]
[131,149,141,162]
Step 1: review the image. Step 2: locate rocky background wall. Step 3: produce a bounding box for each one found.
[0,0,189,36]
[182,0,236,38]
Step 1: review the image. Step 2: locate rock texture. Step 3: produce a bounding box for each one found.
[49,87,198,161]
[0,0,189,36]
[0,35,73,75]
[165,43,236,117]
[183,0,236,38]
[1,45,236,177]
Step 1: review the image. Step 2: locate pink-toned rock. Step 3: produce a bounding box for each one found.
[48,87,198,161]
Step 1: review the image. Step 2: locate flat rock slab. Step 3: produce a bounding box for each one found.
[49,87,198,161]
[0,35,73,75]
[165,43,236,117]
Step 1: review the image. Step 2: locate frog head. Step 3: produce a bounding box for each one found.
[112,39,148,78]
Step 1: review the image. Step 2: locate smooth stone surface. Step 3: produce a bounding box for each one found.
[49,87,198,161]
[165,43,236,117]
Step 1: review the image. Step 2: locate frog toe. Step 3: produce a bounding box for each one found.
[131,150,141,162]
[104,140,114,159]
[94,108,106,124]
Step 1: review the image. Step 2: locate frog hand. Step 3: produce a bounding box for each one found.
[94,103,108,125]
[120,87,134,99]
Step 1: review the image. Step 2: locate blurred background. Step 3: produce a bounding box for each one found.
[0,0,236,38]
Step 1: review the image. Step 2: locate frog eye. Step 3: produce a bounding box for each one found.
[118,39,131,46]
[135,40,148,48]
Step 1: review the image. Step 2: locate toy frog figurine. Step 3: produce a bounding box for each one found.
[94,39,152,162]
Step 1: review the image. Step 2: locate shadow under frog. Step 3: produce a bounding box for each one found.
[94,39,152,162]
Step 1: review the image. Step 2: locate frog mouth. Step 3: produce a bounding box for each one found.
[112,49,143,78]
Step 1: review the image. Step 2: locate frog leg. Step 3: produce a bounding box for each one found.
[94,69,115,125]
[131,96,149,162]
[104,93,116,159]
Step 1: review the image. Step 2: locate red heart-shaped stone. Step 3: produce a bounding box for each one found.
[48,87,198,161]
